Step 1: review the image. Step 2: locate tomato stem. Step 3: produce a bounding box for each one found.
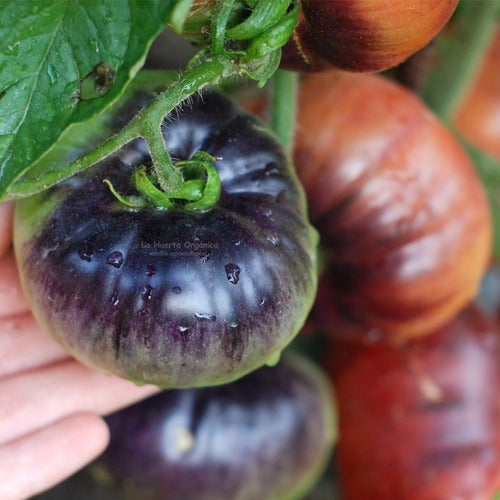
[6,120,141,200]
[270,69,298,154]
[142,122,182,192]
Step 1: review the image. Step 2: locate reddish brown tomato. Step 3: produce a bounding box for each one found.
[281,0,459,72]
[454,29,500,160]
[294,71,491,342]
[326,306,500,500]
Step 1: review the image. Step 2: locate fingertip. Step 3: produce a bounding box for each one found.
[0,359,158,445]
[64,412,111,457]
[0,412,110,500]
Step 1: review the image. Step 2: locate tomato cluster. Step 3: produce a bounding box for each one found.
[14,1,500,499]
[288,63,497,497]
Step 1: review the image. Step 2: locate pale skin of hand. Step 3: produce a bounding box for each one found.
[0,203,160,500]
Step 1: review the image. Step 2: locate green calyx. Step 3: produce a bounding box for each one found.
[208,0,298,87]
[104,151,221,212]
[226,0,291,40]
[246,2,298,60]
[214,0,298,61]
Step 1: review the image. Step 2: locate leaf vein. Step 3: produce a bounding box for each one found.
[1,1,71,171]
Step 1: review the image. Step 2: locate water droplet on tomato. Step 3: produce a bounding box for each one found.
[228,322,239,328]
[106,251,123,268]
[179,325,190,342]
[78,243,93,262]
[142,284,153,301]
[146,264,156,277]
[199,250,211,262]
[266,236,280,246]
[195,313,216,321]
[111,293,119,306]
[225,263,241,284]
[263,163,279,176]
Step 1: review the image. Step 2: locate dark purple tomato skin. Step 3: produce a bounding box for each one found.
[92,353,336,500]
[13,92,318,388]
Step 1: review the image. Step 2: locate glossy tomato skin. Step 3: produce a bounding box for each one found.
[90,353,336,500]
[294,71,491,342]
[14,92,318,388]
[281,0,458,72]
[454,29,500,160]
[326,307,500,500]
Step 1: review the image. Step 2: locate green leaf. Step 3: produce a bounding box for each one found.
[0,0,177,199]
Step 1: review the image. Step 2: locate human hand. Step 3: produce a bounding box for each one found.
[0,203,159,500]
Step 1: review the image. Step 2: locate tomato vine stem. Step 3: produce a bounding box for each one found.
[270,69,298,154]
[6,58,229,201]
[423,0,500,121]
